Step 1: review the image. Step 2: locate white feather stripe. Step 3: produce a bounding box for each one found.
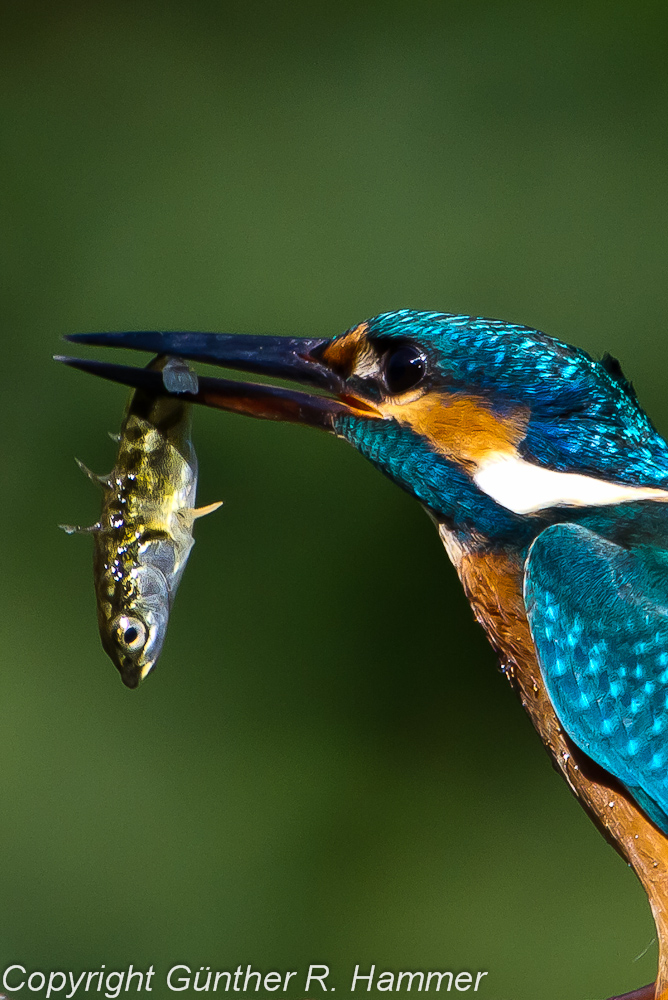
[473,454,668,514]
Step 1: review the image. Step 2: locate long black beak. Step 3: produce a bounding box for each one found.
[66,331,341,392]
[58,331,381,428]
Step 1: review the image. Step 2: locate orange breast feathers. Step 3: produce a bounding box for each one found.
[439,532,534,680]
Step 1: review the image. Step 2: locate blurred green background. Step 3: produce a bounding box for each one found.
[2,1,668,997]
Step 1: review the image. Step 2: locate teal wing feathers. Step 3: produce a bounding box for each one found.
[524,522,668,834]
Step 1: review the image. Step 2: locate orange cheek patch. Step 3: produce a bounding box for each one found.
[380,392,529,469]
[321,322,370,376]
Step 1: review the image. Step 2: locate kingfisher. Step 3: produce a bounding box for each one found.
[59,310,668,1000]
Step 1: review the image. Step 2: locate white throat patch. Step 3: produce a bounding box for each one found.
[473,453,668,515]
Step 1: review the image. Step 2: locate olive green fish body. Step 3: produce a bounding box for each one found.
[65,356,220,688]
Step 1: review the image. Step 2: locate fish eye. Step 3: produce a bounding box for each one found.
[113,615,148,654]
[383,344,426,395]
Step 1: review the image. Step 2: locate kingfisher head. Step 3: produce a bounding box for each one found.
[61,310,668,544]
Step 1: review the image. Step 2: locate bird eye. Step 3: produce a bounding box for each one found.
[113,615,148,654]
[384,344,426,395]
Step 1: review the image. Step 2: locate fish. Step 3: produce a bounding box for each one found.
[61,355,221,688]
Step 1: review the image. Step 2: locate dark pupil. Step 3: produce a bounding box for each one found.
[385,345,425,394]
[124,626,139,644]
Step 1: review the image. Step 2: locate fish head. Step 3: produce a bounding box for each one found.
[100,564,171,688]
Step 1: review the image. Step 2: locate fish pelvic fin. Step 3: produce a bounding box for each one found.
[176,501,223,530]
[75,458,111,488]
[191,501,223,519]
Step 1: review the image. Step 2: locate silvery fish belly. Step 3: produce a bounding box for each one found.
[62,355,221,688]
